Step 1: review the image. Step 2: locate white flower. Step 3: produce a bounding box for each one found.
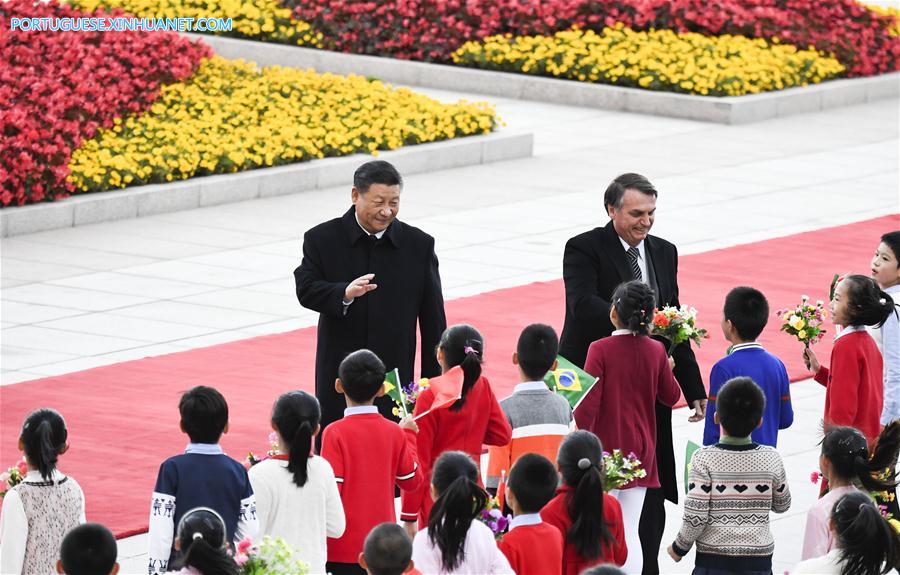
[801,294,810,302]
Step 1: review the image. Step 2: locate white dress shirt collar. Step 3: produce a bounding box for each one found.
[508,513,543,531]
[618,236,645,259]
[344,405,380,417]
[611,329,636,336]
[513,381,549,394]
[835,324,866,341]
[355,212,386,239]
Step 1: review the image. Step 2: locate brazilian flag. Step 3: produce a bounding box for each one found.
[383,368,408,417]
[543,356,598,410]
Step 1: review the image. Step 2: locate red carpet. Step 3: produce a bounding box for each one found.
[1,214,896,537]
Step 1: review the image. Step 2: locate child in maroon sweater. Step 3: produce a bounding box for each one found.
[321,350,421,575]
[541,431,627,575]
[499,454,564,575]
[804,275,895,447]
[575,280,680,574]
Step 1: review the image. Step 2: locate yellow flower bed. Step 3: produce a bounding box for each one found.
[867,3,900,36]
[68,56,496,193]
[452,25,845,96]
[66,0,321,45]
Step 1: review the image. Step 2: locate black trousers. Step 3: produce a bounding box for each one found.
[638,487,667,575]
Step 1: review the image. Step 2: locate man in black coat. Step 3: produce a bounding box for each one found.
[559,173,707,575]
[294,160,447,436]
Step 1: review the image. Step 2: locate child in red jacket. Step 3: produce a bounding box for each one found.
[499,453,564,575]
[321,350,421,575]
[400,324,512,535]
[541,431,627,575]
[804,275,896,447]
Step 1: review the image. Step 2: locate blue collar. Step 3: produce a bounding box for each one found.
[185,443,224,455]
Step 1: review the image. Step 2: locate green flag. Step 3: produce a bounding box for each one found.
[383,368,407,417]
[684,440,701,493]
[543,355,598,410]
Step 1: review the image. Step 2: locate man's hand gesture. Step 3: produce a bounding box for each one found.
[344,273,377,302]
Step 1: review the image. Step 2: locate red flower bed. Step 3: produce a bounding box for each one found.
[0,0,210,207]
[293,0,899,76]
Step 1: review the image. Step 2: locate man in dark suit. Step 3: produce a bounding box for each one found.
[559,173,707,574]
[294,160,447,437]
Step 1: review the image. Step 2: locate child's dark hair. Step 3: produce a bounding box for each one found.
[20,408,67,481]
[427,451,488,572]
[611,281,655,335]
[580,566,627,575]
[179,386,228,444]
[363,523,413,575]
[723,286,769,341]
[841,274,896,329]
[516,323,559,381]
[881,231,900,263]
[507,453,558,514]
[557,430,611,559]
[716,377,765,438]
[271,391,320,488]
[338,349,387,403]
[821,422,900,493]
[831,491,900,575]
[438,324,484,411]
[59,523,118,575]
[175,507,239,575]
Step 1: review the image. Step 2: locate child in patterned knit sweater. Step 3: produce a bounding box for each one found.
[668,377,791,574]
[0,408,85,575]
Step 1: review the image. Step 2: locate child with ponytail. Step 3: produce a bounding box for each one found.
[411,451,513,574]
[401,325,512,533]
[574,280,680,574]
[802,422,900,560]
[541,431,627,575]
[0,408,85,575]
[167,507,239,575]
[794,491,900,575]
[804,274,897,447]
[249,391,345,574]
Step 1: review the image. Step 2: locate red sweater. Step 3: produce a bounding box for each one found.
[576,333,681,489]
[499,520,564,575]
[321,410,421,563]
[400,375,512,525]
[815,330,884,447]
[540,486,627,575]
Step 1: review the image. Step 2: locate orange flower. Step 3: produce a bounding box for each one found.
[653,312,670,328]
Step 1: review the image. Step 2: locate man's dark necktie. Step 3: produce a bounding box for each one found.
[627,246,643,282]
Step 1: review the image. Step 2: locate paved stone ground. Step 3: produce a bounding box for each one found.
[1,85,898,573]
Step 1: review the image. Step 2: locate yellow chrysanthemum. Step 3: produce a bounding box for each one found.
[67,57,497,193]
[451,26,845,97]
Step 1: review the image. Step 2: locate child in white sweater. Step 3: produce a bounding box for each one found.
[249,391,345,573]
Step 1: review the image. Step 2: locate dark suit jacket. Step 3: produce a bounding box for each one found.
[559,220,705,503]
[294,207,447,430]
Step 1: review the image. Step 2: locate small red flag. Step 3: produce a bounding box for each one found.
[413,366,465,420]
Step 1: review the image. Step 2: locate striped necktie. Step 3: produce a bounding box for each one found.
[627,246,642,281]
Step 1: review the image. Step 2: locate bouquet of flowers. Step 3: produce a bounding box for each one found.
[651,305,709,356]
[243,432,281,469]
[385,370,430,418]
[236,536,309,575]
[0,457,28,498]
[477,495,511,541]
[603,450,647,491]
[776,295,827,350]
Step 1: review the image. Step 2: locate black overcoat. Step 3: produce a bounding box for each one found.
[294,207,447,430]
[559,220,706,503]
